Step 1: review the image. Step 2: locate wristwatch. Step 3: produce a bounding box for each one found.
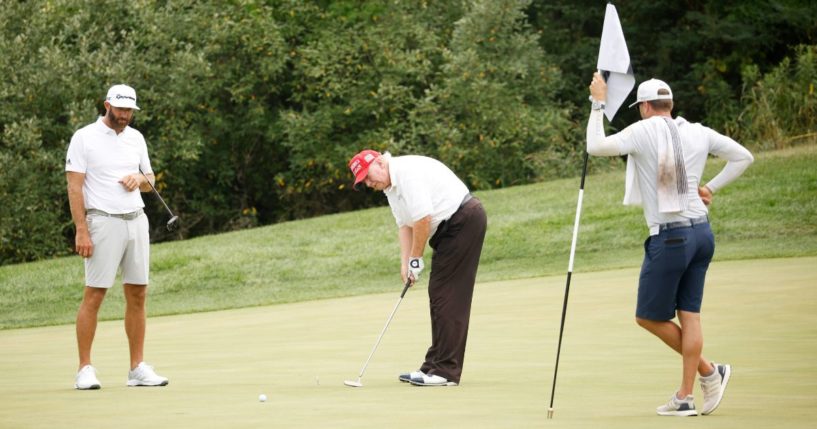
[589,96,606,111]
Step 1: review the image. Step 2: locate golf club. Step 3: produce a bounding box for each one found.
[344,278,412,388]
[139,168,180,232]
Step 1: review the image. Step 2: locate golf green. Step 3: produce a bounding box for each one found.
[1,257,815,428]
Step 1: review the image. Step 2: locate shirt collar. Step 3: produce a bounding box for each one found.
[94,116,127,136]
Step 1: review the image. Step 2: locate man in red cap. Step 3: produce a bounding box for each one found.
[348,150,487,386]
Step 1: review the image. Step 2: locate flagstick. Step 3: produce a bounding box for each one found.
[547,151,589,419]
[548,0,631,417]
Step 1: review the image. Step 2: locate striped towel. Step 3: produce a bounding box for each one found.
[623,117,689,213]
[656,117,688,213]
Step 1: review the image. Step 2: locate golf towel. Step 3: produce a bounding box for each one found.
[623,117,689,213]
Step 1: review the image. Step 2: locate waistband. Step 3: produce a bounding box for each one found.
[86,208,144,221]
[658,215,709,233]
[429,194,478,249]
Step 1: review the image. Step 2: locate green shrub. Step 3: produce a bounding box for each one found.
[734,45,817,150]
[0,1,813,265]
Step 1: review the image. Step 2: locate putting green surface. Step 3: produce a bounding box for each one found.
[1,257,815,428]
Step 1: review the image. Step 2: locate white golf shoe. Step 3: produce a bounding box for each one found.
[399,370,425,383]
[656,392,698,416]
[127,362,169,387]
[700,362,731,415]
[75,365,101,390]
[409,374,457,387]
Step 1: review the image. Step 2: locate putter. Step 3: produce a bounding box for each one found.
[344,278,412,388]
[139,168,180,232]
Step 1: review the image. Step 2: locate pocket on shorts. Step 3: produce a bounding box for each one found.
[663,236,687,246]
[86,214,107,235]
[661,234,689,272]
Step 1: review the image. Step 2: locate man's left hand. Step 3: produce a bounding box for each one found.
[408,257,424,283]
[119,174,143,192]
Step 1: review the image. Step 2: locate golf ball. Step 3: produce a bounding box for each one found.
[258,394,267,402]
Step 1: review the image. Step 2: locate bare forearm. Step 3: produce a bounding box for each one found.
[139,173,155,193]
[410,216,431,257]
[398,226,412,263]
[67,172,94,257]
[68,190,88,231]
[66,175,88,232]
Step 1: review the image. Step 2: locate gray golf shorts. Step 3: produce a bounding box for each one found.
[84,212,150,288]
[636,222,715,321]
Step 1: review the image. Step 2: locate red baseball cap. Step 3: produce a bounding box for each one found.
[348,149,381,189]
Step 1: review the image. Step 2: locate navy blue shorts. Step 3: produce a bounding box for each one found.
[636,222,715,321]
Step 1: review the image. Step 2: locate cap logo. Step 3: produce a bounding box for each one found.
[114,94,136,101]
[350,159,362,175]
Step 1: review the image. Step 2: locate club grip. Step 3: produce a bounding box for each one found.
[399,278,411,298]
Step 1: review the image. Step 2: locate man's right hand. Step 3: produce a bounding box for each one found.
[590,72,608,102]
[75,229,93,258]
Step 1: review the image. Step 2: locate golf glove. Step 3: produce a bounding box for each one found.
[408,257,424,282]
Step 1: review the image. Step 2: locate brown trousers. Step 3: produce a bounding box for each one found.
[420,197,487,383]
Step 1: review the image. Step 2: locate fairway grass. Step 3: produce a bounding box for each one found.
[1,257,815,429]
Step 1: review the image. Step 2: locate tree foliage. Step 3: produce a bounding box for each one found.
[0,0,815,264]
[530,0,817,129]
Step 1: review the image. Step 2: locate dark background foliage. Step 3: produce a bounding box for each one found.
[1,0,815,265]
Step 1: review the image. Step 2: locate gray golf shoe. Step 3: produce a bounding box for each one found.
[700,363,731,415]
[656,392,697,416]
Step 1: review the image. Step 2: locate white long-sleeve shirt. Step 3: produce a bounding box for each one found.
[586,109,754,235]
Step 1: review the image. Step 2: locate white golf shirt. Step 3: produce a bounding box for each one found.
[66,117,153,214]
[587,109,753,235]
[383,154,470,236]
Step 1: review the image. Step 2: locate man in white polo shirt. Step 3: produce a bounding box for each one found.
[66,84,168,390]
[348,150,487,386]
[587,73,753,416]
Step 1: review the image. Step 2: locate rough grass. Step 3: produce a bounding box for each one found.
[1,145,815,329]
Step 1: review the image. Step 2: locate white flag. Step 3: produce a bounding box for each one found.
[596,4,635,121]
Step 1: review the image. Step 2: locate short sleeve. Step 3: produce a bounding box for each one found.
[65,133,87,173]
[138,136,153,175]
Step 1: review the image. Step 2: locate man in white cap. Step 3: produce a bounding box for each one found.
[586,73,753,416]
[66,84,168,390]
[348,150,487,386]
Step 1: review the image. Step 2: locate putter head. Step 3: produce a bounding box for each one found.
[343,380,363,388]
[166,215,180,232]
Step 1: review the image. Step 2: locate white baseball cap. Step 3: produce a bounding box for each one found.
[628,78,672,108]
[106,84,140,110]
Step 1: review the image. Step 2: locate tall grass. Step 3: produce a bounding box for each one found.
[1,145,815,329]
